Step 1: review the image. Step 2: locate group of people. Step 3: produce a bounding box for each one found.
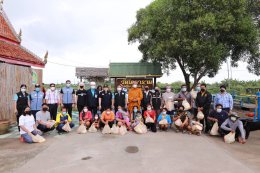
[14,80,252,144]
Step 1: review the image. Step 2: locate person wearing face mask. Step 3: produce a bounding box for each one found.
[195,83,212,133]
[173,106,192,133]
[19,107,42,143]
[128,81,143,115]
[86,81,99,119]
[190,84,200,115]
[175,84,192,110]
[157,108,172,131]
[30,84,44,120]
[36,103,55,133]
[113,85,127,113]
[97,85,103,94]
[162,85,176,116]
[151,87,163,119]
[79,106,92,129]
[98,84,113,112]
[214,85,233,113]
[131,106,139,120]
[45,83,60,121]
[141,85,152,114]
[56,107,75,133]
[76,82,87,117]
[60,80,75,118]
[143,104,157,132]
[14,84,30,131]
[208,104,229,130]
[220,112,246,144]
[100,108,115,128]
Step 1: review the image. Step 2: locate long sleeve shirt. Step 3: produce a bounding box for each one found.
[214,92,233,110]
[221,118,245,139]
[195,91,212,110]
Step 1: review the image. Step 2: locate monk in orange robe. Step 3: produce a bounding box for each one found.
[128,81,143,115]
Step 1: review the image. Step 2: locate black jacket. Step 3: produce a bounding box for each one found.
[195,91,212,110]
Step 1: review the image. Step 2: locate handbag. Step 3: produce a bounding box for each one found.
[77,124,87,134]
[134,122,147,134]
[111,124,119,134]
[145,116,155,123]
[174,118,182,127]
[197,111,204,120]
[182,99,191,110]
[62,122,72,132]
[210,122,219,136]
[29,132,46,143]
[102,124,111,134]
[159,119,168,125]
[88,123,97,133]
[119,125,127,135]
[224,132,236,144]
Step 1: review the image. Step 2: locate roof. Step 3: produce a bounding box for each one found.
[109,62,162,78]
[0,7,45,68]
[76,67,109,78]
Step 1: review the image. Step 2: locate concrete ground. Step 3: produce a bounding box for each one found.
[1,112,260,173]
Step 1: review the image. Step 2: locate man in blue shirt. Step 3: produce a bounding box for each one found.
[60,80,75,118]
[30,84,44,120]
[214,85,233,113]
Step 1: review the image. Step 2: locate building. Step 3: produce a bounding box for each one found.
[0,2,46,121]
[75,67,109,83]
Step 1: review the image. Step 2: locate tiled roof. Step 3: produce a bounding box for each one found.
[76,67,109,78]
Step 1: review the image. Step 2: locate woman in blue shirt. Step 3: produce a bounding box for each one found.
[157,108,172,131]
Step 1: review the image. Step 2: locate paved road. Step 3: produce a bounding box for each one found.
[10,131,255,173]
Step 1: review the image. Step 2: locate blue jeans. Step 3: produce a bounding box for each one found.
[56,123,75,132]
[21,130,39,143]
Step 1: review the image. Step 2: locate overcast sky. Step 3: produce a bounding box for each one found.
[4,0,259,84]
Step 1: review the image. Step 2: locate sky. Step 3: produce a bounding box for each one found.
[3,0,259,84]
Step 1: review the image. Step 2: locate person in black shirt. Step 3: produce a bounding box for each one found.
[76,82,87,118]
[141,85,152,114]
[113,85,127,113]
[98,84,113,112]
[86,81,99,119]
[195,83,212,133]
[151,87,162,120]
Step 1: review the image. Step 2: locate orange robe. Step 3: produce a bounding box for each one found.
[128,87,143,114]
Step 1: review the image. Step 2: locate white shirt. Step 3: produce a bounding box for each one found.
[19,115,35,135]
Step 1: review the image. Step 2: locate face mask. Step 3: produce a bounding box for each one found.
[83,109,88,112]
[118,109,122,112]
[230,116,237,121]
[220,88,225,92]
[62,112,67,115]
[216,108,222,113]
[21,88,26,93]
[117,88,122,91]
[196,87,201,91]
[25,111,31,115]
[166,88,171,92]
[95,116,98,120]
[134,109,138,113]
[51,87,55,91]
[91,86,96,89]
[133,84,137,88]
[42,107,48,112]
[66,83,71,87]
[80,86,84,89]
[35,88,40,92]
[106,111,111,114]
[162,111,166,114]
[201,88,206,92]
[147,107,152,111]
[181,88,187,92]
[145,88,149,91]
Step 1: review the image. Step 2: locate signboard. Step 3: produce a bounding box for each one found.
[116,78,153,89]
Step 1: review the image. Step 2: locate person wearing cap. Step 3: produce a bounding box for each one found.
[60,80,76,118]
[14,84,30,131]
[45,83,60,120]
[220,112,246,144]
[175,84,192,110]
[214,85,233,113]
[30,84,45,120]
[151,87,163,119]
[76,82,87,116]
[141,85,152,114]
[162,85,176,116]
[113,85,127,113]
[36,103,55,133]
[98,84,113,112]
[86,81,99,118]
[128,81,143,115]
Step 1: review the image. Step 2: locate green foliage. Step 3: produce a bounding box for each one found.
[128,0,259,91]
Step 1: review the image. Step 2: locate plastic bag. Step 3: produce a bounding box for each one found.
[182,99,191,110]
[175,119,182,127]
[224,132,236,144]
[47,120,56,128]
[145,116,154,123]
[197,111,204,120]
[166,101,174,111]
[62,122,72,132]
[134,122,147,134]
[29,133,46,143]
[119,125,127,135]
[111,124,119,134]
[88,124,97,133]
[210,122,219,136]
[102,124,111,134]
[159,119,168,125]
[190,90,197,99]
[192,124,203,131]
[77,124,87,134]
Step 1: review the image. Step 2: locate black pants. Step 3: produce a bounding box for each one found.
[63,103,73,118]
[31,110,40,121]
[89,106,97,119]
[77,105,85,120]
[99,121,114,128]
[48,103,58,120]
[37,124,55,133]
[145,122,157,132]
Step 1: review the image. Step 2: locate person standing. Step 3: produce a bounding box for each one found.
[214,85,233,113]
[30,84,44,120]
[141,85,152,114]
[175,84,192,110]
[86,81,99,118]
[45,83,60,121]
[195,84,212,133]
[75,82,87,116]
[151,87,163,119]
[113,85,128,113]
[98,84,113,112]
[14,84,30,131]
[162,86,176,116]
[128,81,143,114]
[60,80,75,118]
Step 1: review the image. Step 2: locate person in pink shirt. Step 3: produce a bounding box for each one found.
[79,106,92,129]
[143,104,157,132]
[116,106,131,130]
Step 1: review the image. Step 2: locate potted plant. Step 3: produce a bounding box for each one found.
[0,120,10,135]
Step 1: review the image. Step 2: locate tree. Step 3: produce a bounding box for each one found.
[128,0,259,91]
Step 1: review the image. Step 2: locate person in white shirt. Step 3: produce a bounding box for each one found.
[19,107,42,143]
